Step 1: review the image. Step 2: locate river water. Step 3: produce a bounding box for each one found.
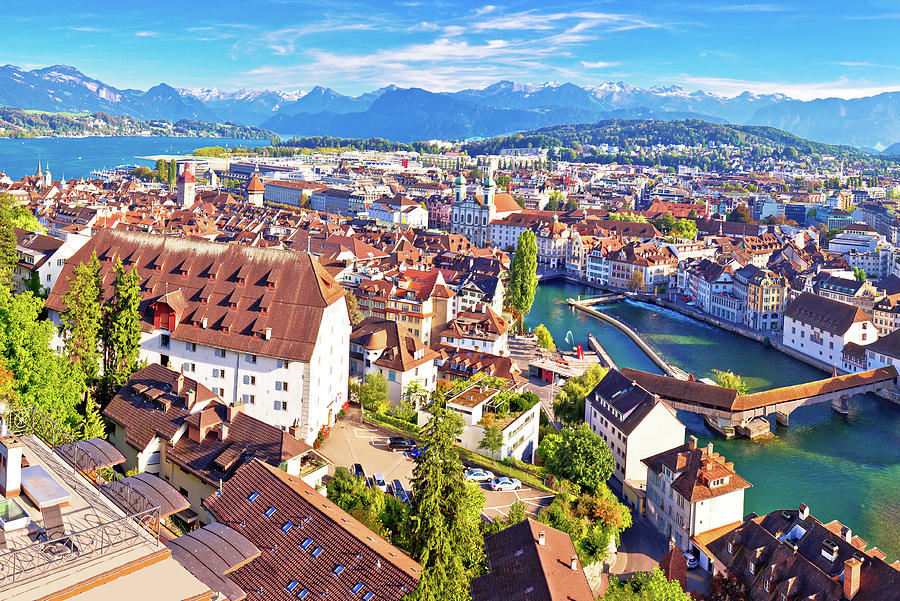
[0,136,270,180]
[527,280,900,560]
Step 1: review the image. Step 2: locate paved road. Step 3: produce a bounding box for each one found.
[508,336,562,430]
[611,513,668,577]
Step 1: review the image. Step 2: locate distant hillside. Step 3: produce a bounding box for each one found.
[881,141,900,156]
[0,108,272,139]
[747,92,900,151]
[463,119,868,159]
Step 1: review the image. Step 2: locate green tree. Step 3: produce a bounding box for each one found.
[346,292,364,325]
[627,269,645,292]
[604,567,692,601]
[672,218,698,240]
[652,213,677,234]
[565,196,578,211]
[81,399,106,439]
[507,230,538,327]
[478,420,504,460]
[552,364,608,424]
[60,253,103,387]
[534,323,556,352]
[546,189,564,211]
[0,285,83,428]
[727,205,753,223]
[0,193,43,234]
[0,195,20,283]
[538,423,615,494]
[408,406,485,601]
[357,372,389,413]
[713,369,749,395]
[168,159,177,189]
[99,259,143,404]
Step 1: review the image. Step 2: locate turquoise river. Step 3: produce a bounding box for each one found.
[527,280,900,559]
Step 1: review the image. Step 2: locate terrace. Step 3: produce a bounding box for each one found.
[0,407,199,601]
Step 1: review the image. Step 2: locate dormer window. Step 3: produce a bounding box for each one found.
[727,541,733,554]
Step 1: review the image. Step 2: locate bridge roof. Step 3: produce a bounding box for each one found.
[620,368,740,411]
[621,366,898,414]
[736,366,898,411]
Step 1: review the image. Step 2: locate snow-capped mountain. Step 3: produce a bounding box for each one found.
[1,64,899,147]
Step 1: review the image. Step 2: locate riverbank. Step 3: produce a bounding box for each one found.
[528,280,900,561]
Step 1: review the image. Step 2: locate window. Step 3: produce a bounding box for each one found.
[264,506,277,518]
[213,368,225,379]
[274,400,288,411]
[215,348,226,358]
[179,487,190,499]
[276,381,288,392]
[297,590,309,600]
[245,354,257,364]
[312,547,323,558]
[286,581,299,593]
[160,334,170,348]
[247,492,259,503]
[242,394,256,404]
[352,583,364,595]
[281,521,294,534]
[333,565,345,576]
[278,359,291,369]
[243,375,256,385]
[186,342,196,352]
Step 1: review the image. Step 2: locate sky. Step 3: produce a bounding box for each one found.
[2,0,899,100]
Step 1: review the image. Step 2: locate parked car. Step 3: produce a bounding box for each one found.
[463,468,495,483]
[408,445,429,459]
[390,479,410,504]
[388,437,417,452]
[684,553,699,569]
[371,473,389,492]
[352,463,366,481]
[489,477,522,492]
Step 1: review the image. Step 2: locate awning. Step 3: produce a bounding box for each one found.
[166,522,260,601]
[101,472,189,517]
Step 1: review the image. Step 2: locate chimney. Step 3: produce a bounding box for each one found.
[176,367,185,394]
[706,442,714,456]
[538,531,546,546]
[0,434,25,498]
[265,327,272,341]
[688,435,698,449]
[218,423,229,441]
[185,387,197,410]
[570,555,578,571]
[202,317,208,329]
[841,525,853,543]
[227,403,244,422]
[799,503,810,520]
[844,557,862,600]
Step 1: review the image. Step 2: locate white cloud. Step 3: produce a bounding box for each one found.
[135,31,158,37]
[581,60,621,68]
[679,74,900,100]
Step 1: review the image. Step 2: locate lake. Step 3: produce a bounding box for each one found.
[0,136,270,180]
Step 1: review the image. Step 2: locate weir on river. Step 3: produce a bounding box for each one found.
[527,280,900,561]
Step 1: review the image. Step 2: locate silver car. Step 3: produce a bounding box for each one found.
[371,473,388,492]
[489,477,522,492]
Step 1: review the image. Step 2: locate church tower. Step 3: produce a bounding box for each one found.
[454,173,467,204]
[176,163,196,208]
[43,163,52,187]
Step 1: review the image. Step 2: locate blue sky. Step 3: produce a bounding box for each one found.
[3,0,898,99]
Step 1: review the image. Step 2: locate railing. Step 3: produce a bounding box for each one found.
[0,407,162,585]
[0,506,159,586]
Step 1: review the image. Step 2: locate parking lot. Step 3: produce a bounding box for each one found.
[318,410,554,522]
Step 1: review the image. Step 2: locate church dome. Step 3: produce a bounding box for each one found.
[454,173,467,186]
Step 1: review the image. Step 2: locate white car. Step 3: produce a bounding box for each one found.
[684,553,698,569]
[489,477,522,492]
[371,473,388,493]
[464,468,495,483]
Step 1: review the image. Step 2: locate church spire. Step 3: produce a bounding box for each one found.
[36,159,42,177]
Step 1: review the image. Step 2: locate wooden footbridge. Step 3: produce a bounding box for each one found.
[620,366,898,433]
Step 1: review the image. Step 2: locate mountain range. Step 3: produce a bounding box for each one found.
[2,64,899,150]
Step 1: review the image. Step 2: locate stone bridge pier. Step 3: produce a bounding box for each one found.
[832,394,852,415]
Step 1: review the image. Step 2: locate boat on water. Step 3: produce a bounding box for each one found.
[90,164,138,180]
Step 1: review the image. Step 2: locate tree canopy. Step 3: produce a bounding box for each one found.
[538,422,615,494]
[507,230,538,321]
[552,364,608,424]
[407,406,485,601]
[604,567,693,601]
[534,324,556,352]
